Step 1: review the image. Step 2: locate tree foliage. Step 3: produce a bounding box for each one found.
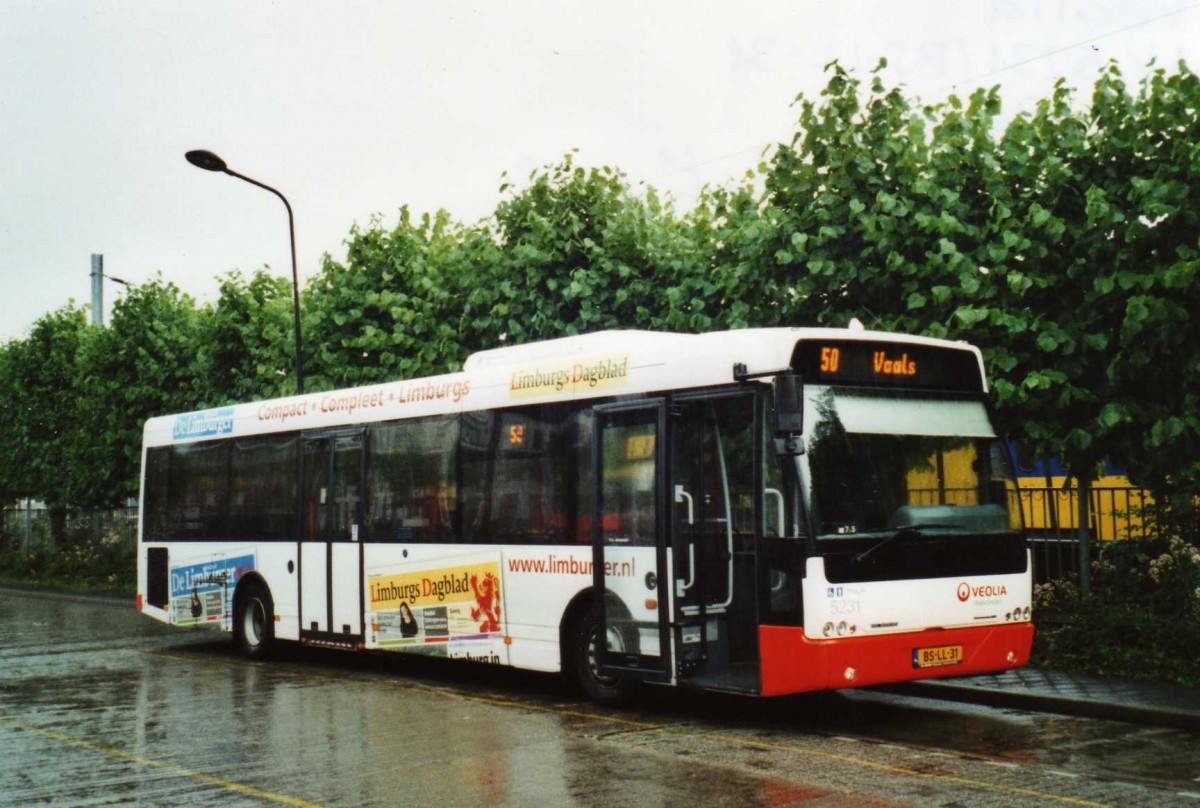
[306,207,486,388]
[462,153,713,346]
[1,58,1198,514]
[196,270,297,405]
[82,280,204,505]
[0,306,93,511]
[745,58,1200,501]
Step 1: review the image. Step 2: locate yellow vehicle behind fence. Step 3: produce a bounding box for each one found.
[900,443,1157,543]
[1018,475,1157,542]
[1012,450,1157,542]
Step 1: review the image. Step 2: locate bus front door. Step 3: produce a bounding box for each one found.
[592,402,672,684]
[300,430,365,649]
[670,392,760,692]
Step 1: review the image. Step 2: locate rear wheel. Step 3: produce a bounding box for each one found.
[234,580,274,660]
[570,606,634,705]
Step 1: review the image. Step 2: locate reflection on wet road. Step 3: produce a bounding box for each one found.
[1,589,1197,806]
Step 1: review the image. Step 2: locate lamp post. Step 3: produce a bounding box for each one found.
[89,253,131,327]
[185,149,305,395]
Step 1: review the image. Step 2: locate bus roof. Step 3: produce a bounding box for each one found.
[143,326,985,448]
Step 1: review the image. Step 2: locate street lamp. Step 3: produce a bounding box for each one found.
[185,149,305,395]
[90,253,133,327]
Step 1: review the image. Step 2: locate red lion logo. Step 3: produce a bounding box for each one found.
[470,572,502,633]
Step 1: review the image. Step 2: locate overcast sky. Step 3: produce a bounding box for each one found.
[2,0,1197,341]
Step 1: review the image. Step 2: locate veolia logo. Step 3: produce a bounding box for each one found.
[957,582,1009,602]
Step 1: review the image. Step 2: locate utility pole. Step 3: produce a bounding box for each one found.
[90,254,104,326]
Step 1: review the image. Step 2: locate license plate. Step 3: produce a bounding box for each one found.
[913,644,963,668]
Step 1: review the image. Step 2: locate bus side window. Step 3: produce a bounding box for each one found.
[168,441,229,540]
[460,405,572,545]
[493,406,570,544]
[367,416,458,543]
[460,410,496,543]
[572,408,594,544]
[143,446,172,542]
[228,436,298,540]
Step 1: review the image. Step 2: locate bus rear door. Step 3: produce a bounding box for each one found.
[300,429,365,649]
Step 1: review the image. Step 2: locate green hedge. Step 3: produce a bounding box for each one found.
[1032,535,1200,686]
[0,537,134,594]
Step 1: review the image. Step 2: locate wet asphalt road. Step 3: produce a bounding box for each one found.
[1,588,1198,807]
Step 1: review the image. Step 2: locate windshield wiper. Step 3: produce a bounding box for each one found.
[852,523,963,564]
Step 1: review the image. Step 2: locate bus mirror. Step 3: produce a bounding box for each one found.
[772,374,803,435]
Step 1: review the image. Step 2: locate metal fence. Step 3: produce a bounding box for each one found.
[1,503,138,553]
[1019,485,1167,582]
[908,483,1170,582]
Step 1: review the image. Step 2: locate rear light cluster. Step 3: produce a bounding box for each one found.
[821,621,857,637]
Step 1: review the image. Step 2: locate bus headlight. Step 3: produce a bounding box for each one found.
[836,621,848,636]
[823,622,834,637]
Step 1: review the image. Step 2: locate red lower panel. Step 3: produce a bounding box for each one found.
[758,622,1034,696]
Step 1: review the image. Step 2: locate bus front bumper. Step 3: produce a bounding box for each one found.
[758,622,1034,696]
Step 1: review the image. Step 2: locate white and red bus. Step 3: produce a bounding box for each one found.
[137,326,1032,701]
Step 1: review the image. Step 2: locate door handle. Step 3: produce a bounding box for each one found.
[676,543,696,597]
[674,485,694,525]
[765,487,786,538]
[673,485,697,596]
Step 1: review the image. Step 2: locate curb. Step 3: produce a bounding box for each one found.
[0,583,131,605]
[878,680,1200,732]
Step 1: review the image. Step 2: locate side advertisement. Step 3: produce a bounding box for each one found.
[366,553,505,665]
[508,353,630,400]
[169,552,256,627]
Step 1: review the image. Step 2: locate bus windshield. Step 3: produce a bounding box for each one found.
[801,388,1022,540]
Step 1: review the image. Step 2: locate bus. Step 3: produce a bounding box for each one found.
[136,326,1032,702]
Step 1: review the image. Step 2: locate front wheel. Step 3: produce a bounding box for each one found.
[233,580,274,660]
[570,606,634,705]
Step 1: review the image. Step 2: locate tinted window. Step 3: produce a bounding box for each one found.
[143,446,172,542]
[229,436,298,539]
[570,408,594,544]
[366,417,458,542]
[461,405,576,544]
[599,414,658,547]
[169,440,229,539]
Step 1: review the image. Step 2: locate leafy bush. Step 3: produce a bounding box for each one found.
[1032,535,1200,685]
[0,531,134,593]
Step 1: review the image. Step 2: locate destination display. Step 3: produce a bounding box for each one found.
[792,340,984,392]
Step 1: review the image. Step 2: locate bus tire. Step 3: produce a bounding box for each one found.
[571,606,634,706]
[233,580,274,660]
